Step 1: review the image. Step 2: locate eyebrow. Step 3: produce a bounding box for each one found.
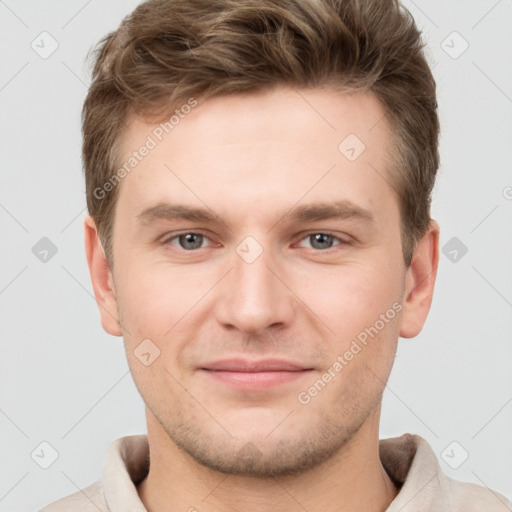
[136,200,375,227]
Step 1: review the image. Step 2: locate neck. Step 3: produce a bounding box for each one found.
[137,407,398,512]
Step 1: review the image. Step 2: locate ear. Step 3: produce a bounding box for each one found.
[84,215,122,336]
[399,220,440,339]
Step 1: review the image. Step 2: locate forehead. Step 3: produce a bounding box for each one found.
[115,87,398,229]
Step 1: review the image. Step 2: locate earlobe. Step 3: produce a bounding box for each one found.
[399,220,440,339]
[84,216,123,337]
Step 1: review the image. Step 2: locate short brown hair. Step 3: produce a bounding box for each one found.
[82,0,439,267]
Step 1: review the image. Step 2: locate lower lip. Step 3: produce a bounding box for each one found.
[200,369,312,390]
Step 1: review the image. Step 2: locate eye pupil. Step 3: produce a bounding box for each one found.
[310,233,334,250]
[179,233,203,250]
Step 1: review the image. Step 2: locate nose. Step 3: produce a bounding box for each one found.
[214,241,296,334]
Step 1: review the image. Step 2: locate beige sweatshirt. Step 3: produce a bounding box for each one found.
[40,433,511,511]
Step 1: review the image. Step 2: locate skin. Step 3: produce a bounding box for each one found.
[85,86,439,512]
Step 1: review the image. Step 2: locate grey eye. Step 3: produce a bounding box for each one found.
[308,233,335,250]
[177,233,204,250]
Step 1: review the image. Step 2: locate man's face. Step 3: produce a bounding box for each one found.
[102,87,413,475]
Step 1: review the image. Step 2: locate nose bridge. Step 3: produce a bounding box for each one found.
[215,236,293,333]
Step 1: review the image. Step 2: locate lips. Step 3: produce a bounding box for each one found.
[199,358,313,390]
[200,358,309,372]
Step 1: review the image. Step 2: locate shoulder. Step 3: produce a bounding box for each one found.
[39,481,109,512]
[443,477,512,511]
[381,434,511,512]
[39,434,148,512]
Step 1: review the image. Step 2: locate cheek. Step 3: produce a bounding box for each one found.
[115,260,203,338]
[294,260,402,341]
[294,259,403,400]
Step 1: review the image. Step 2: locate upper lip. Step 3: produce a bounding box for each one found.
[200,358,310,372]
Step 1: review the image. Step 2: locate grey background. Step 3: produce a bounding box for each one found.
[1,1,511,510]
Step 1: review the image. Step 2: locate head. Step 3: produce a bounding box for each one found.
[84,0,440,477]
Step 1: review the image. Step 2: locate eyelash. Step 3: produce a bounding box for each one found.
[161,231,350,252]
